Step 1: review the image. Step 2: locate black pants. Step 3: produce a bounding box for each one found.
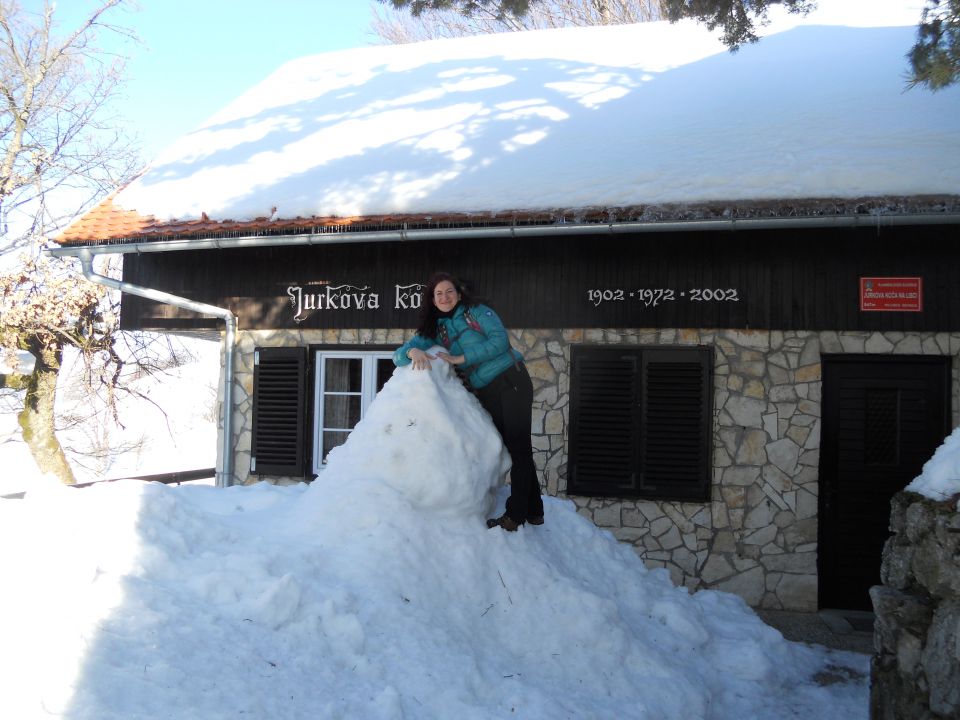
[475,363,544,523]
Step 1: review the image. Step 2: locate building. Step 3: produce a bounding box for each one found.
[51,19,960,612]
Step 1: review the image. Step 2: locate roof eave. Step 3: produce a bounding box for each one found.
[47,211,960,258]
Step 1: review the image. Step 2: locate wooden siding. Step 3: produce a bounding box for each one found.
[120,224,960,332]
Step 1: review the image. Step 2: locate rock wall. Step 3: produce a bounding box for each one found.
[871,492,960,720]
[223,328,960,611]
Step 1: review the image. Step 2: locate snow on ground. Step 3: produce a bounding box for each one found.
[906,425,960,505]
[110,11,960,225]
[54,336,219,482]
[0,358,868,720]
[0,335,217,496]
[0,389,52,495]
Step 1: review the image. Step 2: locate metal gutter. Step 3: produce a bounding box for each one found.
[72,249,237,488]
[47,212,960,257]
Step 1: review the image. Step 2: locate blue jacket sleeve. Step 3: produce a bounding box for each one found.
[393,334,437,366]
[461,305,511,366]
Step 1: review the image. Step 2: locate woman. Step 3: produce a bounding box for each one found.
[393,272,544,531]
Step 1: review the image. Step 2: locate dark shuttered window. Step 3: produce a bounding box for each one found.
[568,352,641,495]
[568,346,713,501]
[251,347,307,476]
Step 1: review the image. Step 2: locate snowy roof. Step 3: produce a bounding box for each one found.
[57,19,960,245]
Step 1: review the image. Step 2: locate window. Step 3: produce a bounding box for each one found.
[312,350,394,473]
[251,345,395,478]
[567,345,713,501]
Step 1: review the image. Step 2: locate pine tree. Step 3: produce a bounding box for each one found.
[658,0,813,49]
[909,0,960,90]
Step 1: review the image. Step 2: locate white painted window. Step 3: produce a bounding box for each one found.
[312,350,395,473]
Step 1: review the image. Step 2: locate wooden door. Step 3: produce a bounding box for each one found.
[819,355,950,609]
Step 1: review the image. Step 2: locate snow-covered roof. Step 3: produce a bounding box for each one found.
[58,19,960,245]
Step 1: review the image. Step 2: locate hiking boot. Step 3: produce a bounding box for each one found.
[486,514,520,531]
[528,515,544,526]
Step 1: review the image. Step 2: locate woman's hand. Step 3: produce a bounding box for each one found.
[437,352,465,366]
[407,348,435,370]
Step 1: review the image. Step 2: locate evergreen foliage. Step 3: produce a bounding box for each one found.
[658,0,813,49]
[381,0,535,20]
[909,0,960,89]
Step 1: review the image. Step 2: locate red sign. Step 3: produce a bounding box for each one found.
[860,277,923,312]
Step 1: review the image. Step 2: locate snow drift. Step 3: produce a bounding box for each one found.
[0,360,867,719]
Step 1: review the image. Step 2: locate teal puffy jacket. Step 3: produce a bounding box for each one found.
[393,303,522,389]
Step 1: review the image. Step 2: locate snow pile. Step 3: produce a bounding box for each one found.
[906,425,960,505]
[321,350,509,516]
[0,360,868,719]
[112,18,960,224]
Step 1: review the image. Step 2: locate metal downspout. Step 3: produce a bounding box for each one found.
[75,249,237,488]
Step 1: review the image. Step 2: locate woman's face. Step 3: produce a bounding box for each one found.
[432,280,460,313]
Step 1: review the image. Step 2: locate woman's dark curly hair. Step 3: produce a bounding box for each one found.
[416,271,478,338]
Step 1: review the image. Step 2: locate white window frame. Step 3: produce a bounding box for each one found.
[312,349,394,474]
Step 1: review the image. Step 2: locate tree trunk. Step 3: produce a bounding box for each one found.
[17,337,75,484]
[593,0,612,23]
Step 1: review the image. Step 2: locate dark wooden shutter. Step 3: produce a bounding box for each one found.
[568,345,712,501]
[251,347,307,476]
[639,348,712,501]
[568,347,640,495]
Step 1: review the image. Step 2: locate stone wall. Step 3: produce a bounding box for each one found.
[871,492,960,720]
[558,330,958,611]
[223,327,960,611]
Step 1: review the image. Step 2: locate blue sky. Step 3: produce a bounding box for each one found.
[43,1,378,162]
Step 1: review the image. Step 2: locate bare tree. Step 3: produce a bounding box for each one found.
[1,251,109,482]
[371,0,660,44]
[0,250,203,483]
[0,1,146,483]
[55,328,206,479]
[0,0,139,253]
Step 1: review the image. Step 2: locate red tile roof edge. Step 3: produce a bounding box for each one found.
[55,194,960,246]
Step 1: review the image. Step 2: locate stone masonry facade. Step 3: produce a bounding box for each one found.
[871,492,960,719]
[223,328,960,611]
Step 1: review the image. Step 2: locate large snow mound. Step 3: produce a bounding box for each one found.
[321,351,510,516]
[0,360,868,719]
